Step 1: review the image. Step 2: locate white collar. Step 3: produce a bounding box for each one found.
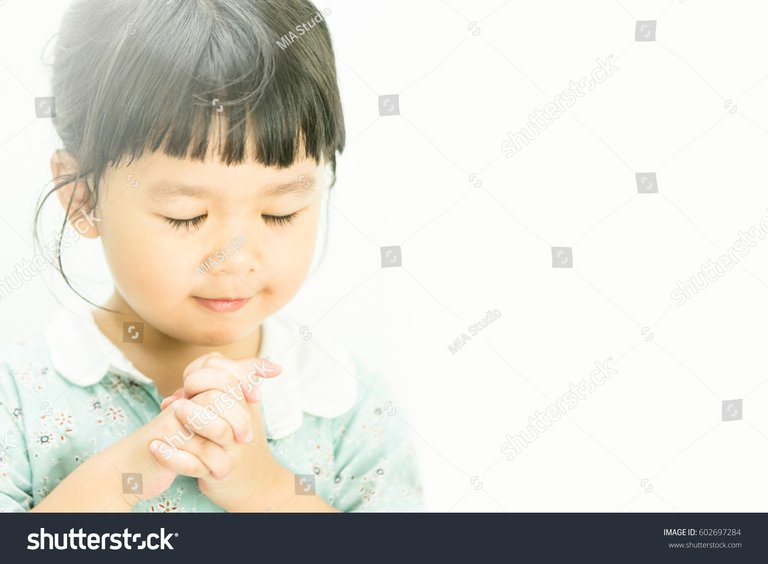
[43,303,358,440]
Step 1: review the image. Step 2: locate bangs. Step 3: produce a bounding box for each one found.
[38,0,345,313]
[57,0,345,172]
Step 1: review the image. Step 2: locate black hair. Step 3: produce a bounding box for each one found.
[33,0,345,311]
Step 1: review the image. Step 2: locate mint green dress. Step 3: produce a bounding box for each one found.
[0,337,424,512]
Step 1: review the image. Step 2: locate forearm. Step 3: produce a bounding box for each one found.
[29,455,137,513]
[235,466,339,513]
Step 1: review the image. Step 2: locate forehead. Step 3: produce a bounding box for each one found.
[118,148,322,201]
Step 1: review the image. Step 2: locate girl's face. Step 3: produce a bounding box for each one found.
[59,148,325,346]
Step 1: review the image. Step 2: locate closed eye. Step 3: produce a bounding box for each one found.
[263,212,299,227]
[164,214,207,231]
[164,212,299,231]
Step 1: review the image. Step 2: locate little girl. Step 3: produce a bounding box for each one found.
[0,0,423,512]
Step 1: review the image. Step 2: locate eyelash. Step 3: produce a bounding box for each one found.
[164,213,298,231]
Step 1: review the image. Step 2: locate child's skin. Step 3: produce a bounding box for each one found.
[44,137,337,511]
[110,350,291,511]
[51,137,324,399]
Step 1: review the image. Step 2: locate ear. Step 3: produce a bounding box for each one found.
[50,149,100,239]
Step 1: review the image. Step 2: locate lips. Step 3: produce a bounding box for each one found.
[193,296,252,313]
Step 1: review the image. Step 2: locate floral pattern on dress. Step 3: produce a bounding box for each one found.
[0,341,425,512]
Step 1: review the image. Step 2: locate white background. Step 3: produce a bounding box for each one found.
[2,0,768,511]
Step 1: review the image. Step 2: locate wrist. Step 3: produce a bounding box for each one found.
[229,462,290,512]
[98,427,160,509]
[231,464,338,512]
[83,453,140,511]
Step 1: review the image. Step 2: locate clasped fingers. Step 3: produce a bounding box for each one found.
[170,390,253,447]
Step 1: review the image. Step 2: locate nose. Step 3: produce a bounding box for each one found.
[202,228,260,282]
[223,234,252,267]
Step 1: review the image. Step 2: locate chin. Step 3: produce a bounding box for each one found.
[194,325,250,346]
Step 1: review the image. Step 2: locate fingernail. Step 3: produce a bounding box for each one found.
[149,440,162,452]
[245,431,254,442]
[251,358,282,376]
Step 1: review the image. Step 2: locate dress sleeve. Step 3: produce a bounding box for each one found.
[0,360,34,512]
[329,357,425,512]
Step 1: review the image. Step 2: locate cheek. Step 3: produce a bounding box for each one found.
[273,212,317,264]
[100,217,194,306]
[264,214,320,284]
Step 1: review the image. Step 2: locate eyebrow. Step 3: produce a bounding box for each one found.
[145,175,317,201]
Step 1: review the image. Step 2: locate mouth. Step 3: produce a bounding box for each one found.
[193,296,252,313]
